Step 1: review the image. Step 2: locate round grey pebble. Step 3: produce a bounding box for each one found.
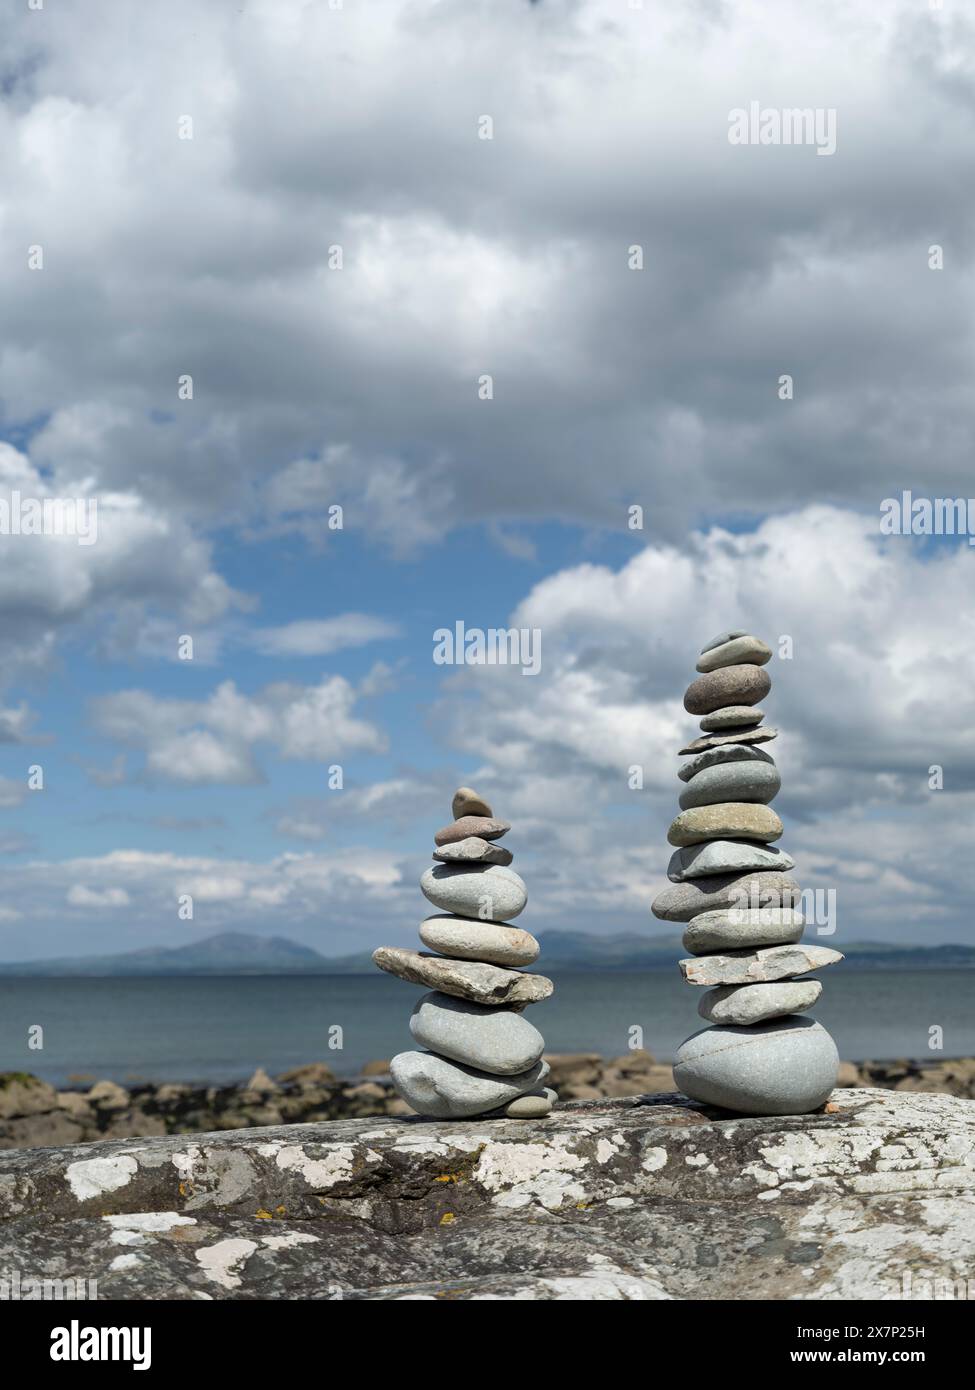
[678,744,776,783]
[667,840,795,882]
[698,980,823,1025]
[651,871,801,923]
[684,664,771,716]
[696,635,772,673]
[420,863,527,921]
[682,908,805,954]
[678,759,781,810]
[699,705,764,732]
[433,836,513,866]
[674,1017,839,1115]
[390,1051,550,1119]
[409,991,545,1075]
[504,1091,553,1118]
[419,914,539,966]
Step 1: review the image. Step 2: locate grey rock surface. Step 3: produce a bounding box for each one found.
[674,1018,839,1115]
[678,759,781,810]
[434,816,510,846]
[652,871,801,922]
[390,1052,549,1119]
[667,840,794,882]
[699,704,764,731]
[409,992,545,1075]
[679,943,843,986]
[419,915,539,967]
[1,1090,972,1300]
[696,635,773,673]
[372,947,553,1005]
[682,908,805,954]
[433,837,513,865]
[699,979,823,1025]
[678,743,775,782]
[420,863,527,922]
[684,664,771,716]
[667,803,783,847]
[680,727,778,755]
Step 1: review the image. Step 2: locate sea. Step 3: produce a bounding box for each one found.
[1,970,972,1087]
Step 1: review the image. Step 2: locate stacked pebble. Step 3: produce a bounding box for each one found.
[651,630,843,1115]
[373,786,557,1120]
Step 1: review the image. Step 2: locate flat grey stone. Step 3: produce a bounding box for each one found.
[700,629,749,653]
[667,803,782,847]
[699,979,822,1025]
[390,1050,549,1119]
[419,915,539,967]
[433,836,513,865]
[696,635,773,673]
[682,908,805,954]
[409,992,545,1075]
[420,863,527,921]
[684,665,771,716]
[699,705,764,731]
[667,840,794,881]
[679,943,843,986]
[652,871,801,922]
[678,744,776,783]
[678,759,781,810]
[680,727,778,755]
[372,947,552,1005]
[674,1017,839,1115]
[451,787,493,819]
[434,816,510,846]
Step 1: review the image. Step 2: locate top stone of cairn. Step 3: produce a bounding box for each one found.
[696,633,773,675]
[452,786,493,820]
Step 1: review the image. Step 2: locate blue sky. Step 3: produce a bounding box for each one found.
[1,0,974,960]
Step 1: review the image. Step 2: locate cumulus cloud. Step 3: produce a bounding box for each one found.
[90,674,387,785]
[250,614,400,658]
[430,507,975,942]
[1,0,972,574]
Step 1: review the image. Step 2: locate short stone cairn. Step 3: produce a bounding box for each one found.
[373,787,556,1119]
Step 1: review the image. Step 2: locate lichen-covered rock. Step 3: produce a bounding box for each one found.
[1,1090,973,1300]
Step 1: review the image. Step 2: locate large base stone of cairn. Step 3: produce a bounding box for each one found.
[654,630,842,1116]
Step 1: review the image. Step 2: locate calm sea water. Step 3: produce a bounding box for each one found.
[0,971,971,1087]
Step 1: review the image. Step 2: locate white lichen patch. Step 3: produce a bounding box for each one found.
[104,1211,197,1245]
[685,1153,709,1167]
[641,1147,667,1173]
[274,1144,358,1188]
[261,1232,319,1251]
[195,1238,258,1289]
[109,1253,142,1272]
[66,1155,138,1202]
[475,1140,588,1211]
[596,1138,621,1165]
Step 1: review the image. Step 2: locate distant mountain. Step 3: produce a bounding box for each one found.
[0,932,338,977]
[1,929,973,976]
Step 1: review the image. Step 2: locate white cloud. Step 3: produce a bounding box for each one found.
[91,674,386,785]
[250,614,400,657]
[67,885,130,908]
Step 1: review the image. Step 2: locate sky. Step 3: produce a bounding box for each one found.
[0,0,973,960]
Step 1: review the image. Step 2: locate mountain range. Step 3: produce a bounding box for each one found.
[0,930,973,976]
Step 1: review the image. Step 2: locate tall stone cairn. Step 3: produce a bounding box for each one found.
[651,630,843,1115]
[373,786,556,1119]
